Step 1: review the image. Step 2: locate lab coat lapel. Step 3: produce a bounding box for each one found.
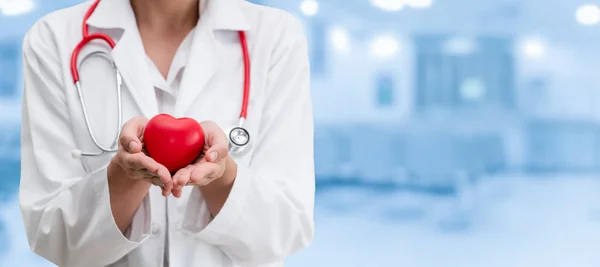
[86,0,159,117]
[174,0,251,116]
[174,29,219,117]
[111,29,159,117]
[85,0,252,117]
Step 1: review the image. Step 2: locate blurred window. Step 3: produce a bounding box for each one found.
[415,35,515,109]
[0,41,19,98]
[375,73,395,107]
[309,19,327,77]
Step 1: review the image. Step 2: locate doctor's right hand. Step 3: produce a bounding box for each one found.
[108,116,174,197]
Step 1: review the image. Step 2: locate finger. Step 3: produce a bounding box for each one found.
[140,169,160,178]
[156,165,173,194]
[125,170,146,180]
[173,165,194,190]
[205,142,228,163]
[123,153,172,196]
[119,116,149,153]
[172,165,194,199]
[124,153,160,172]
[140,176,162,185]
[141,176,170,197]
[162,187,171,197]
[172,188,183,198]
[126,165,159,182]
[190,162,221,186]
[200,121,229,162]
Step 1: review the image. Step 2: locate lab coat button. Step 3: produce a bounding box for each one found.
[151,223,160,235]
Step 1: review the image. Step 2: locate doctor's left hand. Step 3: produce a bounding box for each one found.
[171,121,232,198]
[112,116,174,196]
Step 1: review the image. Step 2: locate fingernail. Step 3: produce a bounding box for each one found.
[198,179,209,187]
[128,141,137,152]
[210,152,218,161]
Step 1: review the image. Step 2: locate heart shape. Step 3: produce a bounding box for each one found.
[143,114,205,173]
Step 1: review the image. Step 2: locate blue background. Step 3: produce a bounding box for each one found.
[2,0,600,266]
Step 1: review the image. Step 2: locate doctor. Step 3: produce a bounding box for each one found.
[19,0,315,266]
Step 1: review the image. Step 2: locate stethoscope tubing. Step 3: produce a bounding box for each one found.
[73,52,123,155]
[71,0,252,158]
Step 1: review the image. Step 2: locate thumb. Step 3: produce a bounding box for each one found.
[200,121,229,162]
[119,116,149,153]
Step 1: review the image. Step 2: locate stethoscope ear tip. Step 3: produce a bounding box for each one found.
[71,149,83,159]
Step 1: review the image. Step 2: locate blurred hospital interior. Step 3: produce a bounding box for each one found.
[2,0,600,266]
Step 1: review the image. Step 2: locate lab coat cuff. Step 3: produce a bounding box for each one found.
[127,193,152,242]
[93,166,150,254]
[181,163,251,243]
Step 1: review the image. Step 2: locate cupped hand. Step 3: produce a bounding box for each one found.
[171,121,230,198]
[113,116,174,196]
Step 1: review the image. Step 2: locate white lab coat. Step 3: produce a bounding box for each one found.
[19,0,315,266]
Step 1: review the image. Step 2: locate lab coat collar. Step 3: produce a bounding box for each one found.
[172,0,252,116]
[207,0,252,31]
[84,0,251,117]
[85,0,157,117]
[85,0,135,31]
[86,0,252,32]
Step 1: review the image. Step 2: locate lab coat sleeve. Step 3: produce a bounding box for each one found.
[19,21,151,267]
[181,14,315,266]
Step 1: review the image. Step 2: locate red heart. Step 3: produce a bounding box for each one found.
[143,114,205,173]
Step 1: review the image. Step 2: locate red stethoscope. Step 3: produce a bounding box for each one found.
[70,0,252,159]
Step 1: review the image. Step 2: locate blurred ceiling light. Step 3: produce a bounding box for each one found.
[330,26,350,54]
[460,78,486,102]
[405,0,433,8]
[0,0,35,16]
[521,38,546,58]
[300,0,319,17]
[576,4,600,25]
[371,35,400,58]
[370,0,405,11]
[442,37,477,55]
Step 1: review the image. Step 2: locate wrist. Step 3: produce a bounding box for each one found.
[200,156,237,190]
[107,158,122,179]
[108,158,147,189]
[198,156,237,217]
[106,158,150,233]
[222,156,238,184]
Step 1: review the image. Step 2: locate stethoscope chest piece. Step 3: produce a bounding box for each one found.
[227,126,252,157]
